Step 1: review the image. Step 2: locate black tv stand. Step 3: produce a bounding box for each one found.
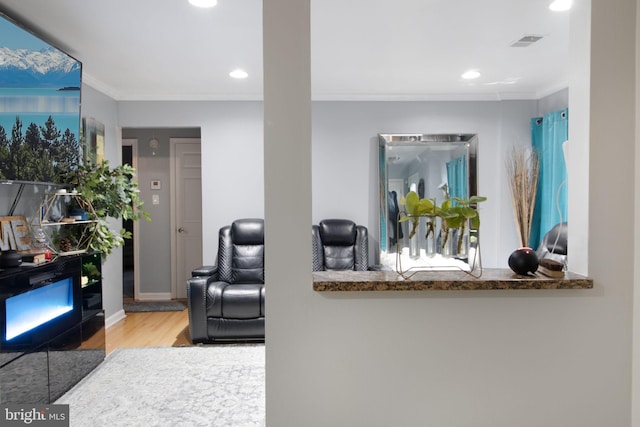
[0,252,105,403]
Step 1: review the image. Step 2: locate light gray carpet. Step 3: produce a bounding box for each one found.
[123,300,187,312]
[56,345,265,427]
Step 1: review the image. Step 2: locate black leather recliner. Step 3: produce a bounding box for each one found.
[312,219,370,271]
[187,218,265,343]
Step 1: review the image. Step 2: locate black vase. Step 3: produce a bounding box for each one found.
[0,250,22,268]
[508,247,538,275]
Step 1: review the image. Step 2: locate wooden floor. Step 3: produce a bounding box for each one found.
[105,308,191,355]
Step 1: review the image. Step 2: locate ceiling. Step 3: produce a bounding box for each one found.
[0,0,570,102]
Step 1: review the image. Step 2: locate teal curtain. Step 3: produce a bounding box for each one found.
[379,144,387,251]
[530,108,568,249]
[446,155,467,202]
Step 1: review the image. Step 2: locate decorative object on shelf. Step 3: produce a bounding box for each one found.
[537,258,564,278]
[398,190,487,277]
[506,146,539,248]
[29,192,98,255]
[62,160,150,257]
[0,215,33,252]
[400,191,486,254]
[33,227,47,249]
[438,195,487,254]
[0,250,22,268]
[508,247,539,275]
[400,191,437,259]
[505,146,544,276]
[68,207,88,221]
[58,237,73,253]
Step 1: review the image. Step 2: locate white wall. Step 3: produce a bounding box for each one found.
[587,0,636,425]
[634,0,640,422]
[80,85,122,324]
[567,0,592,277]
[117,101,265,262]
[538,87,569,117]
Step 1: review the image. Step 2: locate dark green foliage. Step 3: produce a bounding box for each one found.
[82,261,101,279]
[63,160,151,256]
[0,116,79,182]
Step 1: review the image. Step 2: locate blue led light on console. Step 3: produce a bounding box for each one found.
[5,278,74,341]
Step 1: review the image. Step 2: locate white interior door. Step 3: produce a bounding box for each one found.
[171,139,202,299]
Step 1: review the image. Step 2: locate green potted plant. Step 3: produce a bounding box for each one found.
[400,190,486,256]
[62,160,150,257]
[439,195,487,253]
[400,192,438,258]
[400,191,437,240]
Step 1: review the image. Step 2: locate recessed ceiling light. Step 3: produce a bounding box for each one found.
[549,0,572,11]
[461,70,481,80]
[229,69,248,79]
[189,0,217,8]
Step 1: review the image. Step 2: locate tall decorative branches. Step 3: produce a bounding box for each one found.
[506,146,539,248]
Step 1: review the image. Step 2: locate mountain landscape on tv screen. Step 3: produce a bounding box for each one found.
[0,47,81,88]
[0,15,82,183]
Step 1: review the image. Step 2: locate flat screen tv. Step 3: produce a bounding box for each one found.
[0,12,82,183]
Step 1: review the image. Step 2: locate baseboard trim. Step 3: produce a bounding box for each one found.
[137,292,173,301]
[106,309,126,328]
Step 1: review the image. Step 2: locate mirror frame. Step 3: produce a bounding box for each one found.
[378,133,478,270]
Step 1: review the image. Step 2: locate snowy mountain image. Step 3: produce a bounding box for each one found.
[0,46,81,88]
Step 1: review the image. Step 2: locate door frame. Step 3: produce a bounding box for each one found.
[122,138,140,300]
[169,138,202,298]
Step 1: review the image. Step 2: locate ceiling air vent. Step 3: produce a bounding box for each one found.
[510,35,544,47]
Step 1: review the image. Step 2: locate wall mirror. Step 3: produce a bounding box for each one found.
[378,133,478,272]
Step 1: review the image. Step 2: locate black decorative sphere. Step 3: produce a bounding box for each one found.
[508,247,539,275]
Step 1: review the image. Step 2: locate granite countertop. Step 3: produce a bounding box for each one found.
[312,268,593,291]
